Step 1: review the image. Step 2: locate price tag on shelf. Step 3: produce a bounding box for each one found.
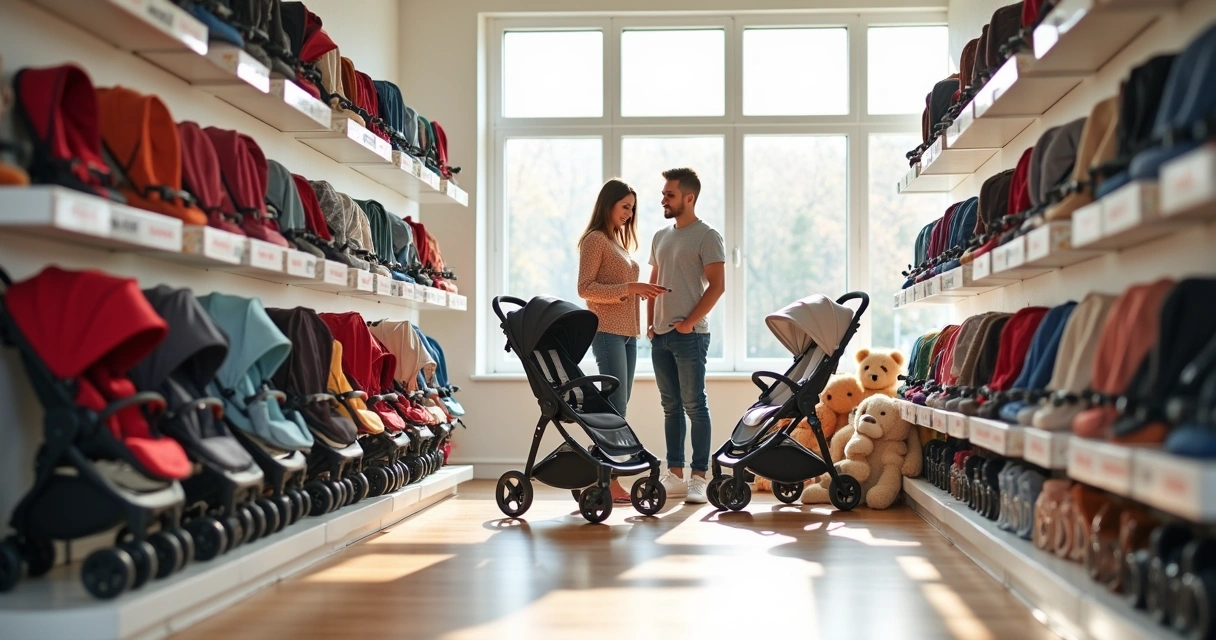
[1005,236,1026,268]
[53,190,110,237]
[991,243,1010,272]
[971,252,992,280]
[374,275,393,296]
[947,413,967,439]
[1072,201,1103,247]
[449,294,467,311]
[401,282,416,300]
[1161,145,1216,218]
[320,260,348,285]
[285,250,317,278]
[247,239,284,271]
[426,287,447,306]
[1026,225,1051,262]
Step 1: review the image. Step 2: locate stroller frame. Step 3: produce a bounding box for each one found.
[709,292,869,512]
[492,296,666,523]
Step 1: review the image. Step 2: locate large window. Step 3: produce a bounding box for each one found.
[489,15,949,374]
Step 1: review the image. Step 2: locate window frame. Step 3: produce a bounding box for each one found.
[486,11,947,375]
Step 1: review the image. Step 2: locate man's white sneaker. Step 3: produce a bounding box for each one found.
[686,475,708,504]
[660,473,687,498]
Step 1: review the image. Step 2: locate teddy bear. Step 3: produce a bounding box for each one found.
[802,395,922,509]
[824,348,905,465]
[752,374,865,492]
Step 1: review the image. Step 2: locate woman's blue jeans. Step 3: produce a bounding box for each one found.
[590,332,636,417]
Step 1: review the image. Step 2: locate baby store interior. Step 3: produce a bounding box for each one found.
[1,0,1214,638]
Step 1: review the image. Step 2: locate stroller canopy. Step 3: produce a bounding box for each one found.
[266,307,358,447]
[368,319,430,391]
[199,293,313,451]
[320,312,395,394]
[131,286,253,471]
[507,296,598,364]
[5,267,191,480]
[765,295,856,358]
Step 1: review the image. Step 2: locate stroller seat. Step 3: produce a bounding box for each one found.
[321,312,406,433]
[325,340,386,435]
[530,347,642,458]
[265,307,359,448]
[198,293,314,451]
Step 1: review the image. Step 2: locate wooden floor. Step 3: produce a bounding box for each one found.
[173,480,1058,640]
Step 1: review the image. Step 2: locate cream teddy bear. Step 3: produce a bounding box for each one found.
[803,395,922,509]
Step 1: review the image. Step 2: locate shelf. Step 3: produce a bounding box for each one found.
[1132,449,1216,524]
[903,477,1173,640]
[0,186,183,254]
[32,0,208,56]
[142,43,270,94]
[1072,180,1188,251]
[918,135,998,177]
[1161,143,1216,222]
[294,116,394,165]
[945,103,1035,151]
[440,180,470,207]
[973,55,1083,119]
[897,264,1018,308]
[350,151,441,200]
[990,236,1054,281]
[416,173,466,206]
[1067,437,1136,496]
[1023,428,1072,470]
[968,417,1026,457]
[209,79,332,133]
[898,163,968,194]
[1032,0,1171,75]
[0,465,473,640]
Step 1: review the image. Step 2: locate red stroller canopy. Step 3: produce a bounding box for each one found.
[178,121,244,235]
[320,312,395,394]
[204,128,289,247]
[292,173,333,242]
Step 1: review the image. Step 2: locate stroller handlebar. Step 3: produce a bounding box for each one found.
[835,291,870,317]
[752,370,801,395]
[557,374,620,398]
[492,295,527,324]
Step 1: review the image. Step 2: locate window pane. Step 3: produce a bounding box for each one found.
[620,137,726,362]
[869,133,951,356]
[744,136,848,359]
[868,26,949,115]
[621,29,724,117]
[743,28,848,116]
[504,138,603,308]
[503,31,603,118]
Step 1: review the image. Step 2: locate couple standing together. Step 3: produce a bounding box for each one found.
[576,168,725,505]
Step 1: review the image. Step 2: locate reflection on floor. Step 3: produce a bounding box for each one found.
[171,480,1059,640]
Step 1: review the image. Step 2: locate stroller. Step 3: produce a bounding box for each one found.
[492,296,666,524]
[0,266,190,600]
[368,319,442,482]
[708,293,869,512]
[131,286,268,566]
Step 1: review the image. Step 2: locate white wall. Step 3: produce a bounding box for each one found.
[0,0,423,519]
[945,0,1216,323]
[400,0,948,477]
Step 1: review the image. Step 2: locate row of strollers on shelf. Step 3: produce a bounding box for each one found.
[0,59,458,292]
[0,266,464,601]
[900,276,1216,637]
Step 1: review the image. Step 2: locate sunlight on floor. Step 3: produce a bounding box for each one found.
[896,555,943,581]
[653,511,799,547]
[922,582,998,640]
[618,553,825,581]
[300,553,454,584]
[827,526,922,547]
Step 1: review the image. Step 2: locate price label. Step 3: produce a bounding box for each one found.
[282,80,331,126]
[1026,225,1050,261]
[1162,146,1216,217]
[285,250,316,278]
[1072,202,1103,246]
[54,191,110,237]
[323,261,348,285]
[991,244,1010,272]
[401,282,416,299]
[374,275,392,296]
[1005,236,1026,268]
[971,252,992,280]
[202,228,244,264]
[248,240,283,271]
[948,413,967,439]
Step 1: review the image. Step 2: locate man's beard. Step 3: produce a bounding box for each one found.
[663,203,683,219]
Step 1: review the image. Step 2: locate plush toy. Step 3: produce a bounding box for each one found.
[855,348,905,401]
[802,395,922,509]
[753,374,864,492]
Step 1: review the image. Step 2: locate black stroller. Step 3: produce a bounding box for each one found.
[492,296,666,523]
[708,292,869,512]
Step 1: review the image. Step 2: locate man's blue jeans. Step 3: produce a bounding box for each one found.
[651,331,712,472]
[590,332,636,417]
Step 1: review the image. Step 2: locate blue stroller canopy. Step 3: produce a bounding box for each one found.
[506,296,598,364]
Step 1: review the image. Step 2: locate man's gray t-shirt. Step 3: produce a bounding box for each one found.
[649,219,726,335]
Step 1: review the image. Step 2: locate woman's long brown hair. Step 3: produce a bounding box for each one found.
[579,178,638,252]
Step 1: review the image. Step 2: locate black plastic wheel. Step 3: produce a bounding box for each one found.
[720,477,751,511]
[289,489,309,521]
[170,528,194,570]
[118,541,157,590]
[341,477,357,505]
[773,481,805,505]
[18,536,55,578]
[579,486,613,523]
[495,470,533,518]
[81,547,135,600]
[829,474,863,511]
[393,460,408,489]
[0,541,22,593]
[223,515,244,551]
[1187,568,1216,640]
[240,504,263,544]
[630,477,666,516]
[186,518,226,562]
[147,531,184,579]
[352,472,371,503]
[1124,549,1151,609]
[706,476,727,511]
[255,498,282,536]
[327,480,347,510]
[306,482,335,516]
[275,494,295,529]
[409,458,426,485]
[366,466,390,497]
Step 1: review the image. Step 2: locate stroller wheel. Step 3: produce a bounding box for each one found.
[185,518,226,562]
[409,458,426,485]
[170,528,195,571]
[354,472,371,502]
[275,494,295,529]
[239,504,263,544]
[340,478,356,505]
[396,460,412,488]
[829,475,862,511]
[630,477,666,516]
[366,466,390,497]
[0,541,22,592]
[255,498,282,536]
[706,476,726,511]
[720,478,751,512]
[81,547,135,600]
[17,536,55,578]
[579,486,613,524]
[327,480,347,510]
[118,541,157,590]
[305,483,334,516]
[773,482,805,505]
[496,470,533,517]
[147,531,184,579]
[291,489,310,520]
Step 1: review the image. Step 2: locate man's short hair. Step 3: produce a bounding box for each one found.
[662,167,701,203]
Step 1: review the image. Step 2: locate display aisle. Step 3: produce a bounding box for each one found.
[893,1,1216,639]
[0,1,473,637]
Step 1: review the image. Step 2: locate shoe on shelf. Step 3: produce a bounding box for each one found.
[660,473,687,498]
[686,475,708,504]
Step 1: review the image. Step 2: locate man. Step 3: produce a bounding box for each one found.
[647,167,726,504]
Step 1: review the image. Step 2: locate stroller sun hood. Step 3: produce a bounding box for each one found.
[765,294,858,358]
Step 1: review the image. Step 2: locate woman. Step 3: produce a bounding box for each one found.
[577,178,666,503]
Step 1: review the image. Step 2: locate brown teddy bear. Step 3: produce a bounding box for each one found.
[753,374,863,492]
[825,348,905,465]
[802,395,922,509]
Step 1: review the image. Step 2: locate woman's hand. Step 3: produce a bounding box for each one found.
[627,282,667,300]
